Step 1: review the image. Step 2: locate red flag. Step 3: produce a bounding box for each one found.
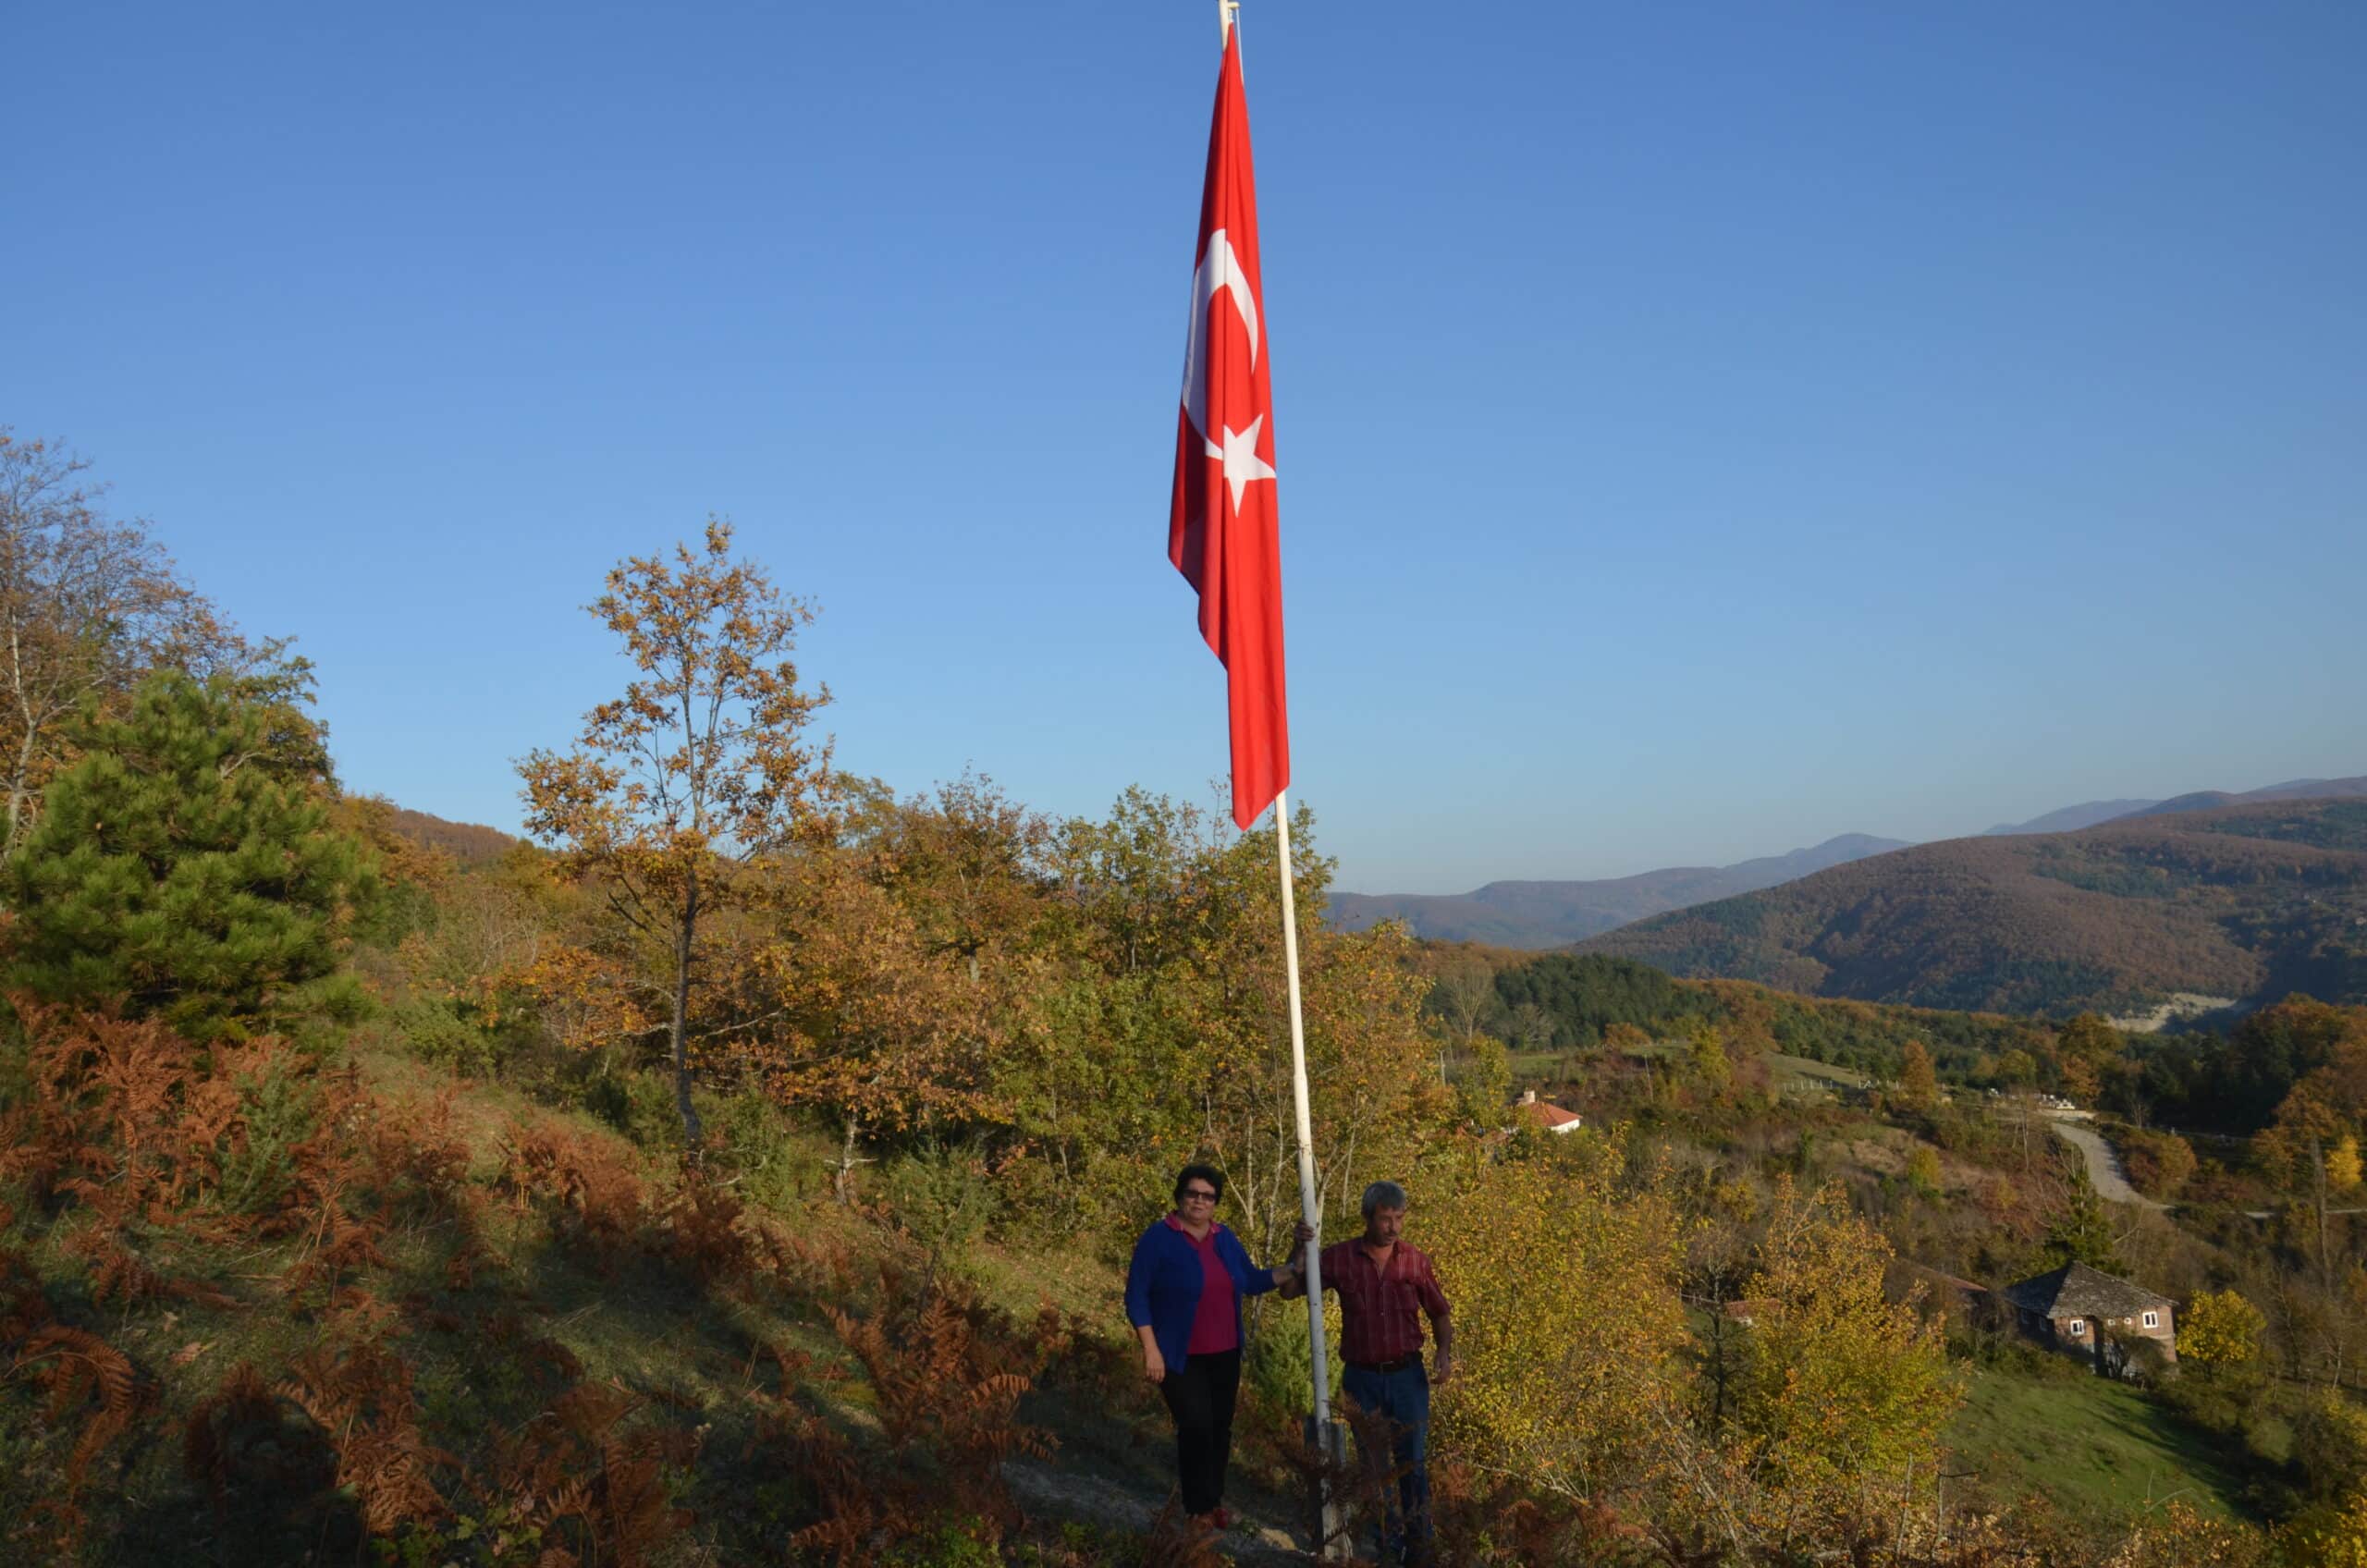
[1170,24,1288,831]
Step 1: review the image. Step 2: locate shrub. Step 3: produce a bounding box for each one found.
[886,1140,1002,1281]
[1240,1292,1343,1440]
[215,1058,319,1215]
[2121,1128,2198,1199]
[714,1091,832,1209]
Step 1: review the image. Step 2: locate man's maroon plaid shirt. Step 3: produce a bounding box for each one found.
[1315,1239,1451,1366]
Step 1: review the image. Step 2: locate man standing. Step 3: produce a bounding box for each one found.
[1284,1181,1453,1565]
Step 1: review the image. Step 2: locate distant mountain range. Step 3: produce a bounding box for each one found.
[1331,775,2367,951]
[1326,834,1912,949]
[1572,790,2367,1016]
[2114,778,2367,820]
[1981,800,2161,836]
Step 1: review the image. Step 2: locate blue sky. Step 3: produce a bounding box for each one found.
[7,1,2361,893]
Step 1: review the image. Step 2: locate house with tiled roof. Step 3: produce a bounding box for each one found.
[2000,1261,2175,1375]
[1515,1089,1582,1134]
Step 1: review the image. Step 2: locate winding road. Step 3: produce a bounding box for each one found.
[2044,1112,2367,1221]
[2045,1112,2167,1211]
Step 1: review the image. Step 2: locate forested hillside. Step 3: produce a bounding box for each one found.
[1327,833,1909,947]
[382,805,515,864]
[1573,801,2367,1016]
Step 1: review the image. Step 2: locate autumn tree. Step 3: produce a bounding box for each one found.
[1427,1148,1686,1501]
[859,771,1052,986]
[0,430,241,851]
[2051,1011,2119,1109]
[998,790,1437,1249]
[1183,802,1437,1250]
[1428,952,1495,1050]
[1456,1036,1511,1127]
[1602,1022,1652,1054]
[2180,1289,2267,1367]
[2121,1128,2198,1200]
[1895,1040,1939,1115]
[1686,1021,1731,1096]
[1996,1047,2043,1169]
[1726,1179,1961,1543]
[762,840,1006,1199]
[3,668,373,1039]
[2262,1087,2349,1285]
[519,521,831,1146]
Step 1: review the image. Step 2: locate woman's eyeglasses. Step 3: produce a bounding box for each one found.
[1182,1188,1219,1203]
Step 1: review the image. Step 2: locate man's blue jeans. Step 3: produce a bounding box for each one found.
[1341,1361,1430,1562]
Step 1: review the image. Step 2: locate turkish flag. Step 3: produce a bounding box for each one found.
[1170,23,1287,831]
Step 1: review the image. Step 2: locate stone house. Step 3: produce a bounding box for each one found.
[2000,1261,2176,1376]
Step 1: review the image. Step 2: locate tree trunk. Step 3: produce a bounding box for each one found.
[671,872,704,1151]
[835,1114,863,1205]
[5,685,38,856]
[2319,1133,2333,1289]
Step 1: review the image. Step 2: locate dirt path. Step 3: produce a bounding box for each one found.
[1004,1461,1310,1563]
[2046,1115,2166,1211]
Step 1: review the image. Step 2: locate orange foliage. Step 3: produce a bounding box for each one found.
[496,1115,650,1263]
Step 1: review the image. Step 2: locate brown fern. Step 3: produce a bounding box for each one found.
[181,1358,341,1524]
[657,1160,753,1286]
[497,1117,648,1264]
[17,1323,147,1494]
[479,1380,699,1568]
[1138,1497,1228,1568]
[278,1335,453,1534]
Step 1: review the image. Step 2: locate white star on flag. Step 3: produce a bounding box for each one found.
[1208,413,1277,512]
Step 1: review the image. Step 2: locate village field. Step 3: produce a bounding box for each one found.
[1945,1363,2261,1530]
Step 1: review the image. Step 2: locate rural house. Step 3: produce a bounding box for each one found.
[2000,1261,2176,1376]
[1516,1088,1583,1134]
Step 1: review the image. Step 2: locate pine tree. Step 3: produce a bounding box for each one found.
[2040,1170,2123,1274]
[3,669,374,1039]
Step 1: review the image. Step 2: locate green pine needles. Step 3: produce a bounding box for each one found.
[3,669,376,1040]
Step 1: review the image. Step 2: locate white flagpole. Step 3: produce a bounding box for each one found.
[1220,0,1332,1449]
[1271,790,1333,1427]
[1204,6,1345,1546]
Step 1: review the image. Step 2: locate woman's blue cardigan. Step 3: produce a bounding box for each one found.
[1125,1219,1281,1372]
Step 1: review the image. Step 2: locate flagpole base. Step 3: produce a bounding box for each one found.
[1304,1415,1351,1561]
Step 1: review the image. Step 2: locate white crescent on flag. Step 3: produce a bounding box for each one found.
[1181,227,1260,452]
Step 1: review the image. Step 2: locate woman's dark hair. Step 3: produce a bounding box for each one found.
[1173,1163,1226,1205]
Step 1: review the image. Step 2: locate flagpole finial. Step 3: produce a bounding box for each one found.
[1220,0,1238,41]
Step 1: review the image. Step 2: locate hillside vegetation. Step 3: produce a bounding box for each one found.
[1572,801,2367,1016]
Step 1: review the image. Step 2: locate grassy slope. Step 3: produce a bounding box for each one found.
[2,1032,1313,1565]
[1946,1366,2259,1527]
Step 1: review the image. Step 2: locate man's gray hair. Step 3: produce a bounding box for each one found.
[1361,1180,1409,1218]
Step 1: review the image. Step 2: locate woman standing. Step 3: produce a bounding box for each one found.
[1124,1163,1297,1527]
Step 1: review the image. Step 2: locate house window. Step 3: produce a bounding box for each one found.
[2142,1311,2159,1329]
[2067,1320,2086,1338]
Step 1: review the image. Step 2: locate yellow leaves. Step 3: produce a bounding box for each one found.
[2284,1491,2367,1568]
[1426,1153,1686,1498]
[2180,1288,2268,1366]
[2333,1135,2364,1194]
[1732,1178,1960,1499]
